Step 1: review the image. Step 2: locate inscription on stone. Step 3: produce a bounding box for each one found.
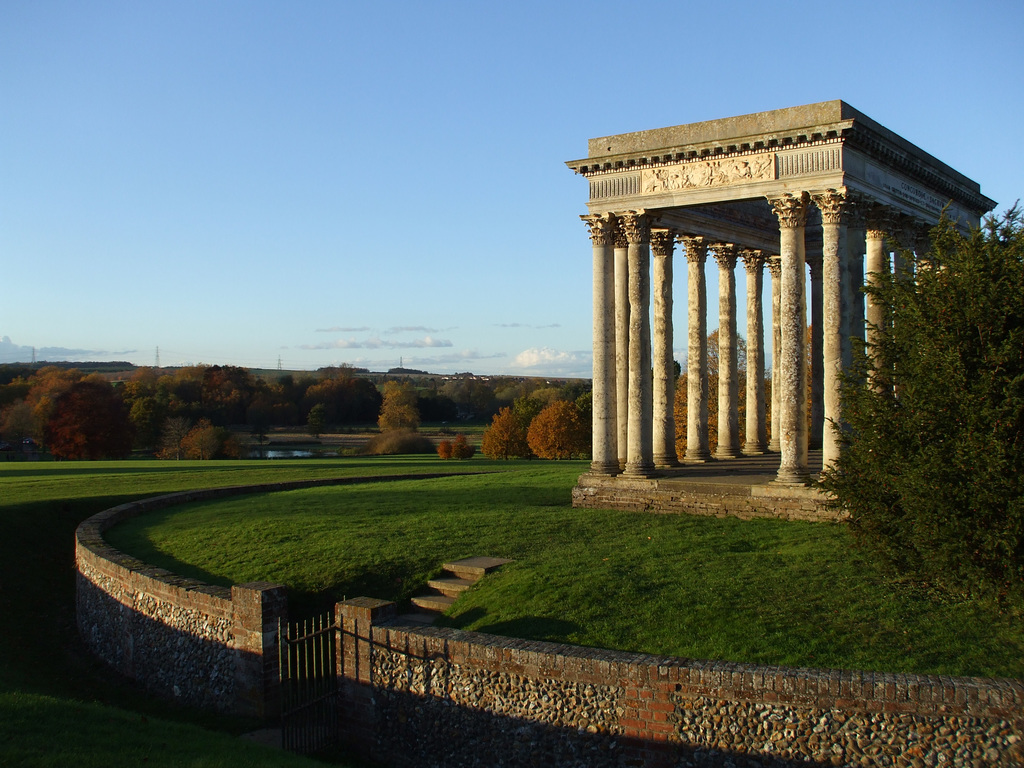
[642,153,775,194]
[866,164,946,215]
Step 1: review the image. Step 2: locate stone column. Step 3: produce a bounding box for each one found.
[620,211,654,477]
[767,255,782,452]
[681,236,711,462]
[844,206,866,369]
[807,249,824,450]
[741,250,767,454]
[583,213,619,475]
[769,193,810,484]
[812,189,848,471]
[865,205,892,376]
[614,226,629,467]
[651,230,678,468]
[713,243,741,459]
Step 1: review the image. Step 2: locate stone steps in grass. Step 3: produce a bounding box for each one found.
[400,556,512,624]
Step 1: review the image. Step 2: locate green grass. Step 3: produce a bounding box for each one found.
[0,457,461,766]
[2,456,1020,768]
[102,460,1024,678]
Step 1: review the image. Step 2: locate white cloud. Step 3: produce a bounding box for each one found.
[300,335,453,351]
[510,347,590,377]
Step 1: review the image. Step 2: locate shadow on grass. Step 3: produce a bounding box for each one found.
[438,607,582,642]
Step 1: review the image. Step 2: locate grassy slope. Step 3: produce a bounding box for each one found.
[104,460,1024,678]
[0,458,455,767]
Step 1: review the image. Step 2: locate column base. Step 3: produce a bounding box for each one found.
[654,454,679,469]
[742,446,766,456]
[772,468,811,486]
[767,440,781,452]
[714,448,743,460]
[623,461,657,478]
[683,450,713,464]
[589,460,621,476]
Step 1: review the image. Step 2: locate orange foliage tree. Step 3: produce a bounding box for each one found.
[527,400,589,460]
[481,406,531,459]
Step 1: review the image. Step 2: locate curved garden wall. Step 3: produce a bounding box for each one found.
[76,479,1024,765]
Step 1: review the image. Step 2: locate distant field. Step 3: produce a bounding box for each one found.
[100,459,1024,679]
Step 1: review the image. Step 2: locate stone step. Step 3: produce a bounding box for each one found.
[442,556,513,582]
[428,575,476,597]
[410,593,456,612]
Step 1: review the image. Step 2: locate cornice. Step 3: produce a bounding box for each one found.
[843,124,995,215]
[566,136,844,178]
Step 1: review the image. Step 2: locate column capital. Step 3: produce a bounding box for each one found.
[811,188,848,225]
[650,229,675,257]
[766,254,782,279]
[740,248,766,273]
[865,203,895,239]
[711,242,737,270]
[768,192,811,229]
[679,235,707,264]
[618,210,650,244]
[581,213,616,246]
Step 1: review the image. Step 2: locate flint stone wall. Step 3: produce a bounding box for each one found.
[75,486,295,717]
[339,600,1023,768]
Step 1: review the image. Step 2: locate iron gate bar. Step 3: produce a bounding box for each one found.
[279,611,340,754]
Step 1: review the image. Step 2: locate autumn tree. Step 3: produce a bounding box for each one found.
[481,406,531,459]
[45,379,134,459]
[378,381,420,432]
[527,400,589,460]
[158,416,192,460]
[180,418,240,459]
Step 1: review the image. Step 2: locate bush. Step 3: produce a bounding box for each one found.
[363,429,435,455]
[820,209,1024,601]
[451,433,475,459]
[437,434,475,460]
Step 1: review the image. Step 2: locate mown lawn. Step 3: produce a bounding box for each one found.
[0,457,461,767]
[101,459,1024,679]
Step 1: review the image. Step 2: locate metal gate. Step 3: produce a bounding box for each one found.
[279,611,339,754]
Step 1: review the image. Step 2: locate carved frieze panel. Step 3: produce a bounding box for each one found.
[641,152,776,194]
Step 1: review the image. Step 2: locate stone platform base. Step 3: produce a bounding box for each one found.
[572,451,846,522]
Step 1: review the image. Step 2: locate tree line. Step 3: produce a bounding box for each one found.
[0,363,593,460]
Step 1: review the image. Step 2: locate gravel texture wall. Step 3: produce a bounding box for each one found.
[338,599,1023,768]
[75,488,288,718]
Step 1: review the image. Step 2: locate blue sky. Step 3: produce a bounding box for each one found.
[2,0,1021,376]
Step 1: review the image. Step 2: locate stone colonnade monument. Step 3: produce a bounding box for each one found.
[567,101,994,511]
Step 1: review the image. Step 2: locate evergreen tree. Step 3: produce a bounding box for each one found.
[820,208,1024,601]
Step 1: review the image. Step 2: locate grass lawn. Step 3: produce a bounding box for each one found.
[101,458,1024,679]
[0,457,461,767]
